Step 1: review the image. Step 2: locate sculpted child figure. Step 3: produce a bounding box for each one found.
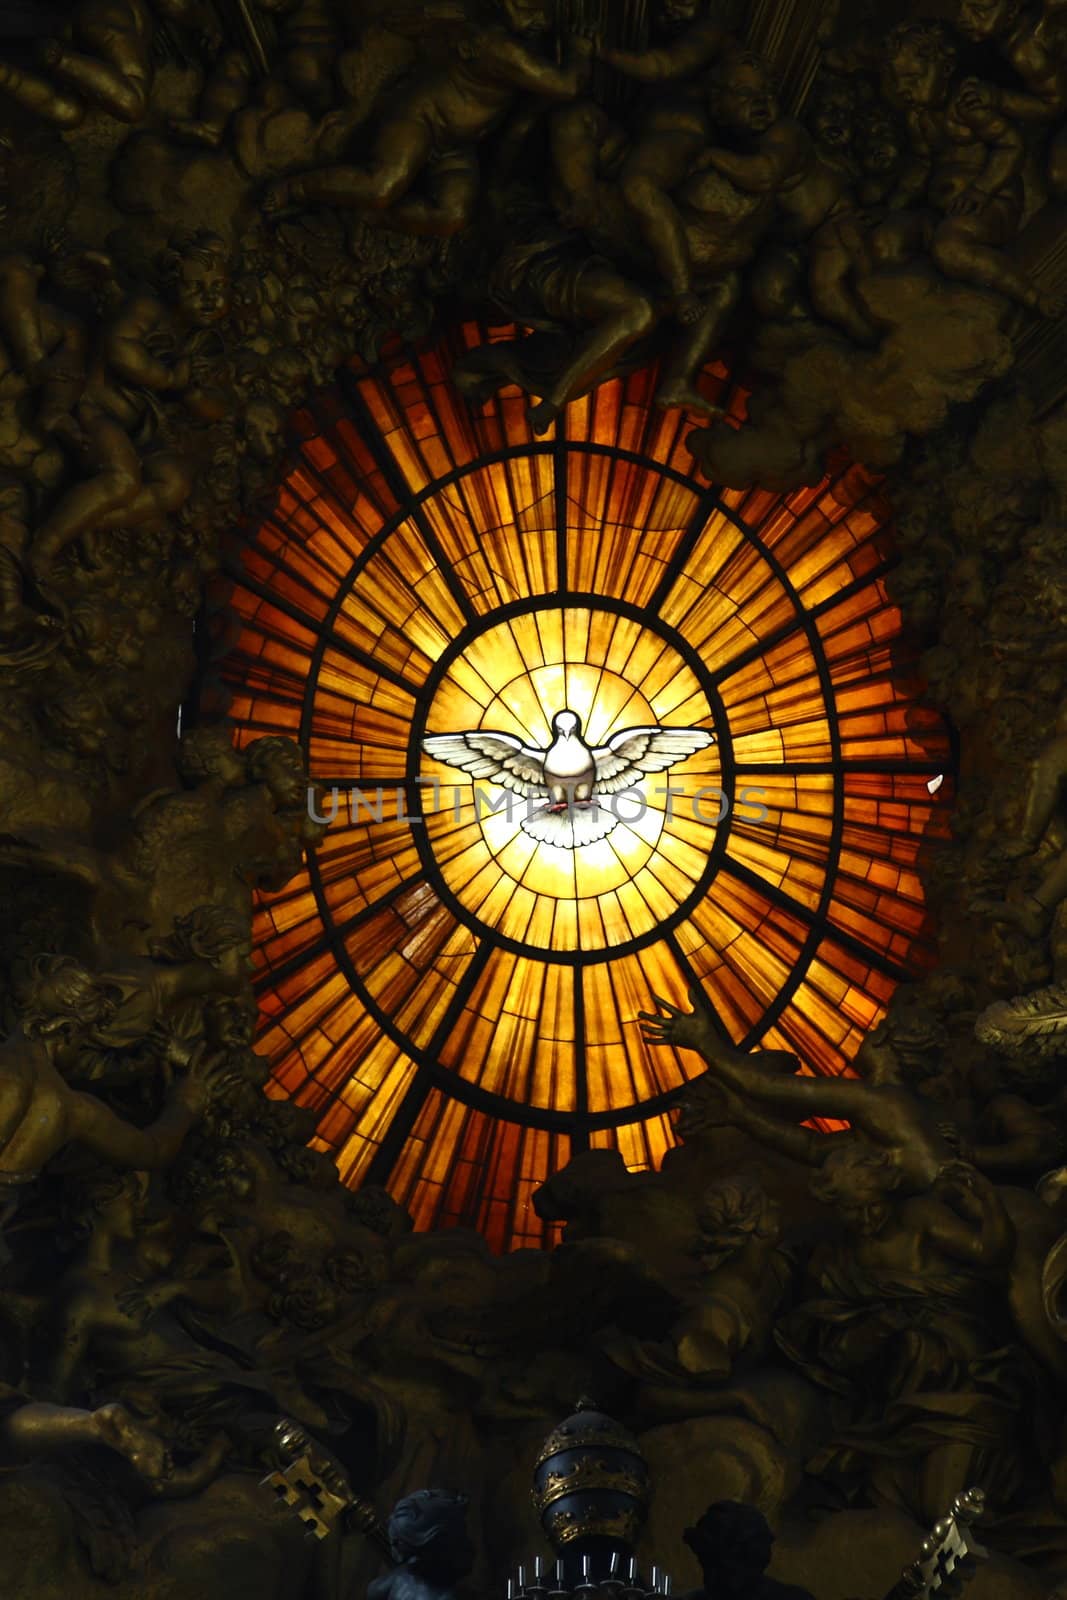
[879,21,1063,318]
[262,0,594,237]
[954,0,1067,194]
[0,954,233,1217]
[369,1490,475,1600]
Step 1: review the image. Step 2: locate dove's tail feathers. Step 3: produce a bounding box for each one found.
[520,803,618,849]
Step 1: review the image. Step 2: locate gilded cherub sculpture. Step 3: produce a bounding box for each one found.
[262,0,594,237]
[0,955,236,1252]
[878,21,1064,318]
[953,0,1067,194]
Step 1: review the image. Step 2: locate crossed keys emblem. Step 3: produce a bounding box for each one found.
[262,1419,392,1555]
[883,1489,989,1600]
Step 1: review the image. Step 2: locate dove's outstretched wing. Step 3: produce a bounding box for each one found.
[592,726,715,795]
[422,731,547,798]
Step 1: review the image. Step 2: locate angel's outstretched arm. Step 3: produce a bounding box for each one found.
[681,1074,846,1167]
[640,992,877,1124]
[729,1100,850,1167]
[600,19,727,83]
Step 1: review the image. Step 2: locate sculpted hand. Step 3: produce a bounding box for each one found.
[675,1077,742,1138]
[935,1158,981,1202]
[638,990,712,1053]
[151,1009,204,1071]
[174,1047,242,1116]
[948,184,989,217]
[116,1284,171,1325]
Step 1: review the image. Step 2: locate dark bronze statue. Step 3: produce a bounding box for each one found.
[683,1501,816,1600]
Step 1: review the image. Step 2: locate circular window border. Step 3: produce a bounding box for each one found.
[407,591,734,964]
[288,431,851,1134]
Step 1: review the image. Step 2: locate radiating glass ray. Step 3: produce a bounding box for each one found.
[388,1092,569,1252]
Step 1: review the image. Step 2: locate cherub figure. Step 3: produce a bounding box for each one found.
[542,53,785,416]
[0,253,87,437]
[0,236,225,598]
[683,1501,815,1600]
[938,1055,1066,1182]
[653,58,791,407]
[0,731,326,953]
[89,905,254,1055]
[462,69,779,431]
[695,52,865,339]
[805,72,861,177]
[954,0,1067,194]
[0,257,90,632]
[879,20,1063,318]
[208,4,432,171]
[694,53,846,243]
[0,0,220,129]
[0,955,233,1228]
[44,1169,204,1401]
[452,185,658,434]
[24,230,232,583]
[256,0,341,112]
[262,0,593,237]
[603,1180,790,1397]
[174,722,249,796]
[591,0,734,324]
[167,46,253,150]
[853,101,906,204]
[40,1169,302,1486]
[776,1147,1023,1523]
[369,1490,475,1600]
[666,1010,1067,1392]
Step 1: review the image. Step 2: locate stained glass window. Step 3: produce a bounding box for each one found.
[215,326,953,1252]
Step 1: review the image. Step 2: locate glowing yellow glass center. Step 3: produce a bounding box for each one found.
[421,607,720,953]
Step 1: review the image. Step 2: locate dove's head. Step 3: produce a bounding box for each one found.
[552,710,582,739]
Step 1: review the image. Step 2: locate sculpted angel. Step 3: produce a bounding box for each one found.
[0,955,237,1259]
[262,0,594,237]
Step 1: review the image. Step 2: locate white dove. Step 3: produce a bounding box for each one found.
[423,709,715,849]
